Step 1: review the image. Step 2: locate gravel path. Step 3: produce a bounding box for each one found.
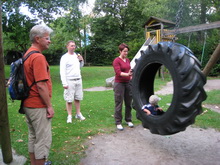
[80,125,220,165]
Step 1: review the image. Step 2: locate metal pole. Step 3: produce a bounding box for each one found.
[0,3,13,164]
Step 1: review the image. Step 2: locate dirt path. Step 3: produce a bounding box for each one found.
[80,125,220,165]
[81,79,220,165]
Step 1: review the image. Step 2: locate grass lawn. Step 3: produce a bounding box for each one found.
[4,65,220,165]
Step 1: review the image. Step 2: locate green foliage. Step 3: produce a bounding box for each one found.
[209,63,220,77]
[1,0,220,74]
[88,0,146,65]
[2,0,87,64]
[136,0,171,19]
[2,8,36,54]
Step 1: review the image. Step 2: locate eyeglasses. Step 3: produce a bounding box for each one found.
[70,45,77,48]
[42,37,51,41]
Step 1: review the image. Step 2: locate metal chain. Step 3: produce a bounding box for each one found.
[173,0,184,37]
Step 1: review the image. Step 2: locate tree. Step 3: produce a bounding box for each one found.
[0,1,13,163]
[2,0,87,64]
[88,0,146,65]
[2,11,36,54]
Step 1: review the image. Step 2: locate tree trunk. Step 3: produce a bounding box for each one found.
[0,4,13,164]
[202,44,220,77]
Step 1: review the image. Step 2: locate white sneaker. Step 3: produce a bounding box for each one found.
[126,122,134,128]
[67,115,72,123]
[116,124,124,131]
[75,113,86,120]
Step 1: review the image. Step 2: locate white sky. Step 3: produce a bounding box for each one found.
[19,0,95,18]
[80,0,95,16]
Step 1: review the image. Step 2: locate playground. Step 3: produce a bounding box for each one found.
[80,79,220,165]
[1,1,220,164]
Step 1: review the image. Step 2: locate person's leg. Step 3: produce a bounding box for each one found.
[29,152,45,165]
[25,108,52,165]
[34,109,52,164]
[64,79,74,122]
[74,100,80,114]
[114,82,125,125]
[74,99,85,120]
[66,102,73,116]
[66,102,73,123]
[29,152,36,165]
[24,107,37,165]
[74,79,85,120]
[124,82,133,127]
[35,159,45,165]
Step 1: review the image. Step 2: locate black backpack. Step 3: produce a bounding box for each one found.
[8,50,39,113]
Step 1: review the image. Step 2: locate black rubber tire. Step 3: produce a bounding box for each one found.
[132,42,207,135]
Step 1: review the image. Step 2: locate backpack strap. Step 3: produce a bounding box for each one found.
[22,50,40,91]
[22,50,40,62]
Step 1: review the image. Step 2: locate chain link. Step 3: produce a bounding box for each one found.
[173,0,184,38]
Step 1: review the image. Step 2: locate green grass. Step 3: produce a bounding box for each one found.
[203,89,220,105]
[193,89,220,130]
[4,65,220,165]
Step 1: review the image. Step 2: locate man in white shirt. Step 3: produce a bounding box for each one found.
[60,40,85,123]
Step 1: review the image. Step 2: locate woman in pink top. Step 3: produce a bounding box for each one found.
[112,43,134,131]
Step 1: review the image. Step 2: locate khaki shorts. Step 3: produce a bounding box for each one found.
[64,79,83,102]
[24,107,52,160]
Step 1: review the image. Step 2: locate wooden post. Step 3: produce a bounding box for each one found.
[0,4,13,164]
[202,44,220,77]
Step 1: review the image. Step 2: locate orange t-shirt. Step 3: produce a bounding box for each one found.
[23,47,52,108]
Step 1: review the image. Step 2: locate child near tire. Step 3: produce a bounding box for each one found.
[142,95,164,116]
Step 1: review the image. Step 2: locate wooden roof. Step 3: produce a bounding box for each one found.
[143,16,175,29]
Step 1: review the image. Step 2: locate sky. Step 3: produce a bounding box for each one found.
[80,0,95,16]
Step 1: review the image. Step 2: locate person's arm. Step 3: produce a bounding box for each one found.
[143,109,151,115]
[60,56,68,88]
[37,81,54,118]
[77,54,84,67]
[142,105,151,115]
[120,69,132,77]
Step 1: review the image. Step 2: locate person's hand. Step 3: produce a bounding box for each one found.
[157,107,163,111]
[77,54,84,61]
[63,85,68,89]
[128,69,133,76]
[47,106,54,119]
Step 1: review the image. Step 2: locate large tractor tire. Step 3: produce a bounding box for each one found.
[132,42,207,135]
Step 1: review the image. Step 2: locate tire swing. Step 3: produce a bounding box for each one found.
[132,42,207,135]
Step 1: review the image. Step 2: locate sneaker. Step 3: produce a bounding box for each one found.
[44,161,52,165]
[67,115,72,123]
[75,113,86,120]
[116,124,124,131]
[126,122,134,128]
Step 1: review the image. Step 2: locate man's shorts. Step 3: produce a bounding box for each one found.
[64,78,83,102]
[24,107,52,159]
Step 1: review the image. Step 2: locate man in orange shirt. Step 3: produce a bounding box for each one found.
[23,24,54,165]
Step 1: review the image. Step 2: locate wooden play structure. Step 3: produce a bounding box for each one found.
[131,16,220,76]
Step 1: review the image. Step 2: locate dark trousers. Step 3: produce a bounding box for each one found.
[114,82,132,125]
